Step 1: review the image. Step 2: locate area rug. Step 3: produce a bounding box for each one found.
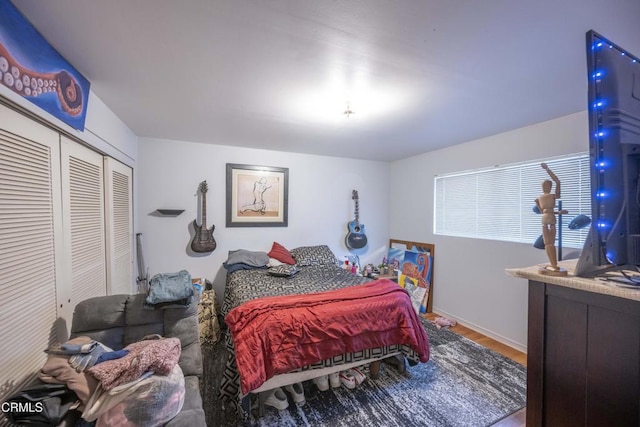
[200,318,526,427]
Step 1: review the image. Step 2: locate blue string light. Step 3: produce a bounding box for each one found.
[593,36,640,67]
[591,34,640,248]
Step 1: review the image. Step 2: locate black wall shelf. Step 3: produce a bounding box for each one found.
[156,209,184,216]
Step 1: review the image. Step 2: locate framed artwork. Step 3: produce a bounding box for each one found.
[387,239,435,314]
[398,250,432,314]
[0,0,90,130]
[226,163,289,227]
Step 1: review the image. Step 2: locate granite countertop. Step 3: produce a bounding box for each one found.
[505,259,640,302]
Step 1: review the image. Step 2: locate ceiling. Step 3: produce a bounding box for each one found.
[11,0,640,161]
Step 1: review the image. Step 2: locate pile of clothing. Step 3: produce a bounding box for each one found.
[145,270,195,308]
[39,335,185,426]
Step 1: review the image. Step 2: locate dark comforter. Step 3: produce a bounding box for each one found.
[226,279,430,393]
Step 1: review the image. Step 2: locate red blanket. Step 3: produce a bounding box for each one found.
[225,279,430,394]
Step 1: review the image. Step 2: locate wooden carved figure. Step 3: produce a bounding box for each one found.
[535,163,568,275]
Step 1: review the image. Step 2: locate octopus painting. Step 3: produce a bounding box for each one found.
[0,0,90,130]
[0,42,83,117]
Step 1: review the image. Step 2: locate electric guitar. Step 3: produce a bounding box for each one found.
[191,181,216,253]
[346,190,368,249]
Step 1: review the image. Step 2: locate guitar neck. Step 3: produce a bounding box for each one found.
[201,192,207,229]
[354,199,359,223]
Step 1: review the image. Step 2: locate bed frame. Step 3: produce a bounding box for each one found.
[246,239,436,417]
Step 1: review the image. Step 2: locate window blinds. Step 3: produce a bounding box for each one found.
[434,154,591,249]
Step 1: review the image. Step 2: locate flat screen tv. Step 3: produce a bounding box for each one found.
[575,31,640,280]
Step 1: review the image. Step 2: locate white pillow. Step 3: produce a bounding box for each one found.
[268,257,284,267]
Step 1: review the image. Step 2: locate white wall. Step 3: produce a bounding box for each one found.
[390,111,589,351]
[137,138,391,303]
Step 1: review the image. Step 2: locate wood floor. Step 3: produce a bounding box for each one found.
[424,313,527,427]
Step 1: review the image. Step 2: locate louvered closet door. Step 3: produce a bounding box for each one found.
[104,157,133,295]
[0,104,63,411]
[61,136,107,308]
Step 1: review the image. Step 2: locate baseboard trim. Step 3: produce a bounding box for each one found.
[432,307,527,354]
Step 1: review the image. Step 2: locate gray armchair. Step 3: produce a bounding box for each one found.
[70,293,206,426]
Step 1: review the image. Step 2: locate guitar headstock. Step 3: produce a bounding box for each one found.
[352,190,359,200]
[198,180,208,194]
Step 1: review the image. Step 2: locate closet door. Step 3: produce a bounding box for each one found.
[104,157,133,295]
[0,104,63,406]
[60,136,107,309]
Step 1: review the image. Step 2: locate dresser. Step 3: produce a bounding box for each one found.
[507,261,640,426]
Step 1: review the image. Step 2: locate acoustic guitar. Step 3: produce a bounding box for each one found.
[191,180,216,253]
[346,190,368,249]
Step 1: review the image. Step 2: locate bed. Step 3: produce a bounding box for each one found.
[218,243,432,418]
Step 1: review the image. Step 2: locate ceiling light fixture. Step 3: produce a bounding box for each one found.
[343,102,354,118]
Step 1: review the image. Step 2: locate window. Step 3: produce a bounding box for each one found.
[434,153,591,249]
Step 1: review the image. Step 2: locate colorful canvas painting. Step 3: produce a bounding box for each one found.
[387,243,432,273]
[398,250,432,314]
[387,245,405,270]
[0,0,90,130]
